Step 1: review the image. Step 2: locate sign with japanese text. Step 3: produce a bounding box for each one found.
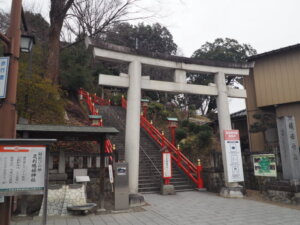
[0,57,9,99]
[162,152,172,178]
[253,154,277,177]
[0,145,46,195]
[224,130,244,182]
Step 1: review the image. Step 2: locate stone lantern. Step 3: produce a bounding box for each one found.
[89,115,103,127]
[141,99,149,118]
[167,117,178,146]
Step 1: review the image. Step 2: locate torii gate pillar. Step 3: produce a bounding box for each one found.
[125,60,142,193]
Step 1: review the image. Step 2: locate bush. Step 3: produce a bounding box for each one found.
[60,43,94,94]
[148,102,168,121]
[176,128,187,142]
[181,119,189,127]
[17,75,65,124]
[111,94,122,106]
[191,124,202,134]
[188,122,197,132]
[196,125,213,148]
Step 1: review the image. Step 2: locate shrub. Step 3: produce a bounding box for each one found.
[176,128,187,142]
[188,122,197,132]
[111,94,122,106]
[148,102,168,121]
[181,119,189,127]
[17,75,65,124]
[196,125,213,148]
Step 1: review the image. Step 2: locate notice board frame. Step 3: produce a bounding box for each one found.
[0,139,56,225]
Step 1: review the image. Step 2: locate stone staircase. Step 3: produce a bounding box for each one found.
[100,105,195,193]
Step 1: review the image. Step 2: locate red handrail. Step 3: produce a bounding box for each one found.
[121,95,127,108]
[121,97,204,188]
[79,88,114,162]
[79,88,111,107]
[92,93,111,106]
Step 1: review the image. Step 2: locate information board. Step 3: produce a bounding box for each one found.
[0,145,46,195]
[162,152,172,178]
[0,57,9,99]
[224,130,244,182]
[253,154,277,177]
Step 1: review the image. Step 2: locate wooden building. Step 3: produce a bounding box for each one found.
[245,44,300,152]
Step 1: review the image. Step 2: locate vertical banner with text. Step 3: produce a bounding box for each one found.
[162,152,172,179]
[0,57,9,99]
[224,130,244,182]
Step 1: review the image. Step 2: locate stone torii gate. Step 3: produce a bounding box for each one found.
[85,37,254,197]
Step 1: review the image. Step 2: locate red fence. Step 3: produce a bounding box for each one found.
[121,97,204,188]
[79,88,113,162]
[121,95,127,108]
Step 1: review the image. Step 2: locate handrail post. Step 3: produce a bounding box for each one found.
[92,102,95,115]
[79,88,83,100]
[161,131,165,148]
[121,95,124,108]
[113,144,119,162]
[161,131,170,185]
[197,159,204,189]
[177,144,181,164]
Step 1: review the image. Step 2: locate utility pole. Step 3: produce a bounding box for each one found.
[0,0,23,225]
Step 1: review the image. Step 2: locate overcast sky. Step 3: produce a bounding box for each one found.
[1,0,300,112]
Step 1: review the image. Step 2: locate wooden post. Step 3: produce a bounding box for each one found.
[87,157,92,168]
[58,150,65,174]
[98,136,106,212]
[69,156,74,168]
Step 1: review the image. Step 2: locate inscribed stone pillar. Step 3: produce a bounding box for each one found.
[277,116,300,180]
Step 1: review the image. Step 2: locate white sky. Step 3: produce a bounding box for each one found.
[1,0,300,112]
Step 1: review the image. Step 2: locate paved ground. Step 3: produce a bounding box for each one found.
[12,191,300,225]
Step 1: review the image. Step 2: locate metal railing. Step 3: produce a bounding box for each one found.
[78,88,114,163]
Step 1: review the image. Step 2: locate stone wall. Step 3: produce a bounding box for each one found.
[39,184,86,216]
[264,180,300,204]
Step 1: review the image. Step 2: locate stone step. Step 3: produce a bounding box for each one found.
[100,105,196,193]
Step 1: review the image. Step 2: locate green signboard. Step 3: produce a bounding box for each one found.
[252,154,277,177]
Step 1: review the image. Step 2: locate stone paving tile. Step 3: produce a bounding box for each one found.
[11,191,300,225]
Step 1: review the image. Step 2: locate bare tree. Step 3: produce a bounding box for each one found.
[0,10,10,33]
[45,0,75,84]
[46,0,148,84]
[64,0,144,40]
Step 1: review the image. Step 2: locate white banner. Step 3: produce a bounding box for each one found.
[0,145,46,194]
[162,152,172,178]
[0,57,9,99]
[224,130,244,182]
[108,164,114,183]
[0,195,4,203]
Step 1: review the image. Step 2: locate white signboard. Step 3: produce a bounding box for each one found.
[108,165,114,183]
[162,152,172,178]
[224,130,244,182]
[0,57,9,99]
[0,195,4,203]
[0,145,46,194]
